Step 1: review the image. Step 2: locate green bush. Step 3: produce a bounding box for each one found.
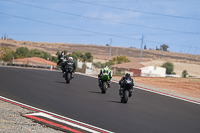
[0,47,14,62]
[182,70,187,78]
[161,62,174,74]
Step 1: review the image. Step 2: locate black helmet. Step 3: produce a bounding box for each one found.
[125,73,131,79]
[61,51,64,55]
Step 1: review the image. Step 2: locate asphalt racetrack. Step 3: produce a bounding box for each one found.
[0,67,200,133]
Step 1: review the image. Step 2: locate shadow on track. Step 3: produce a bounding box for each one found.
[88,91,102,94]
[54,81,66,84]
[109,100,121,103]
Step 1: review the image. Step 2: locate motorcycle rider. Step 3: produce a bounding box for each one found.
[119,73,134,97]
[64,56,76,78]
[98,66,112,87]
[57,51,67,73]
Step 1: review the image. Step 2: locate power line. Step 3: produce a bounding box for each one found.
[72,0,200,21]
[1,11,199,50]
[0,12,140,41]
[145,40,200,49]
[6,0,200,35]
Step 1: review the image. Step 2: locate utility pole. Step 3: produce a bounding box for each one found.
[114,48,118,75]
[139,35,144,63]
[109,38,112,60]
[12,56,14,64]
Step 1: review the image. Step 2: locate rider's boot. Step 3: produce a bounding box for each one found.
[63,72,65,77]
[108,80,111,87]
[119,87,123,97]
[71,72,74,79]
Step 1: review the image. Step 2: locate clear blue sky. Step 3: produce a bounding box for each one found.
[0,0,200,55]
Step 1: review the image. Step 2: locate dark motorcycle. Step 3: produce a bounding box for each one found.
[119,79,133,103]
[65,67,73,83]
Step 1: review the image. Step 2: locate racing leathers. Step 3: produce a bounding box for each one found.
[119,73,134,97]
[57,54,67,73]
[64,59,76,78]
[98,67,112,87]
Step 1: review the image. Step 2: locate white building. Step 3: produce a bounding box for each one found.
[77,59,83,69]
[85,62,93,75]
[140,66,166,77]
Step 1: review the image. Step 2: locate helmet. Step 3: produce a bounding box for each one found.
[61,51,64,55]
[125,73,131,79]
[69,57,73,60]
[104,65,109,69]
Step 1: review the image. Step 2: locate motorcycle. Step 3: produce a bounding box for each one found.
[119,79,133,103]
[65,67,74,83]
[99,75,110,94]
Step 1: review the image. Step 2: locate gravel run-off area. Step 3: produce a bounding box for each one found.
[0,100,63,133]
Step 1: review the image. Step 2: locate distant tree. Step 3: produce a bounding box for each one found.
[1,36,3,40]
[93,60,114,68]
[4,34,6,40]
[72,51,93,62]
[106,44,109,46]
[51,56,59,63]
[93,62,102,68]
[0,47,14,62]
[64,50,67,55]
[144,45,147,49]
[156,46,160,50]
[182,70,188,78]
[112,55,130,64]
[84,52,93,62]
[160,44,169,51]
[72,51,84,59]
[29,49,43,58]
[56,51,60,58]
[14,47,29,59]
[42,51,52,61]
[28,49,52,61]
[161,62,174,74]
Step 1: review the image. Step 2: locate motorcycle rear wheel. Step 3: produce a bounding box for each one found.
[101,81,107,94]
[66,73,71,83]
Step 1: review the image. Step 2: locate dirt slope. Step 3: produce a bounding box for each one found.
[1,39,200,77]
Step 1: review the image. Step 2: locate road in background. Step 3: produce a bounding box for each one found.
[0,67,200,133]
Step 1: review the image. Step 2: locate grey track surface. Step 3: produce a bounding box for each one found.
[0,67,200,133]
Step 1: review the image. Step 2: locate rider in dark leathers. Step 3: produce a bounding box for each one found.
[57,51,67,73]
[119,73,134,96]
[64,57,76,78]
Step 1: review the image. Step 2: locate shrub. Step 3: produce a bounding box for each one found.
[161,62,174,74]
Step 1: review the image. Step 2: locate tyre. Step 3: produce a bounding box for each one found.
[66,73,71,83]
[101,81,107,94]
[123,90,129,103]
[120,98,124,103]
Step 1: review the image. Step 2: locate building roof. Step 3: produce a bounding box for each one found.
[110,62,144,69]
[13,57,57,66]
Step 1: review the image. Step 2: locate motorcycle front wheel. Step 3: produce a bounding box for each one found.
[122,90,129,103]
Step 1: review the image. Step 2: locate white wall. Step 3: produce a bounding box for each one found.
[85,62,93,75]
[77,59,83,69]
[140,66,166,77]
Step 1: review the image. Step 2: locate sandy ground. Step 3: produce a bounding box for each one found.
[113,76,200,102]
[141,60,200,78]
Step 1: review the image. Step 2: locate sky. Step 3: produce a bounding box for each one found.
[0,0,200,55]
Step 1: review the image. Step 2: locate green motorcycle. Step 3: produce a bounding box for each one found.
[99,75,110,94]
